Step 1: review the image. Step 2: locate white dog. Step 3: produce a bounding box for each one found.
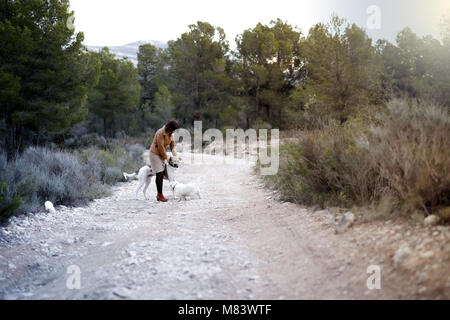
[123,172,138,180]
[124,154,180,200]
[134,165,154,199]
[169,180,201,201]
[123,166,153,199]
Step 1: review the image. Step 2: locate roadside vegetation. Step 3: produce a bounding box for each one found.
[264,98,450,222]
[0,138,145,223]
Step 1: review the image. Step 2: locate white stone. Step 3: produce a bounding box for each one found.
[335,212,355,234]
[424,215,440,226]
[313,209,329,216]
[418,272,427,284]
[344,212,355,224]
[44,201,56,214]
[393,244,412,266]
[421,251,434,259]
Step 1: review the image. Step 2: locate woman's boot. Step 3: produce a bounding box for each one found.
[157,193,168,202]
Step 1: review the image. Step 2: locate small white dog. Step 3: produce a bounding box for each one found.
[170,180,201,201]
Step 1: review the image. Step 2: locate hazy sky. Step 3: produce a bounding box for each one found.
[70,0,450,46]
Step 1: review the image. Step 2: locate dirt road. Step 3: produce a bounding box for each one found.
[0,153,449,299]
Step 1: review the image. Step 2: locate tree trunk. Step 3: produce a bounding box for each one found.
[256,84,260,119]
[4,126,15,161]
[140,104,146,131]
[103,117,107,138]
[278,105,282,126]
[4,115,21,161]
[110,117,115,138]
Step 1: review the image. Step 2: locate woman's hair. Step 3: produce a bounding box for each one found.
[165,120,180,134]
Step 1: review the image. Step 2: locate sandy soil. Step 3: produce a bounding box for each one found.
[0,153,449,300]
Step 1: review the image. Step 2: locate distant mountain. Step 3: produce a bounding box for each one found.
[87,40,168,65]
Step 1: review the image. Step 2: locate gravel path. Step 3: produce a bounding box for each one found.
[0,153,449,299]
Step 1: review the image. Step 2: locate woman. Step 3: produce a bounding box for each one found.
[150,120,180,202]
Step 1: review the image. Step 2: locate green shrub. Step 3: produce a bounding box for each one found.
[0,147,107,215]
[0,181,22,223]
[103,167,124,185]
[0,138,146,223]
[64,133,107,150]
[78,146,141,182]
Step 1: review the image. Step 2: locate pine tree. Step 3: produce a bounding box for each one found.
[235,19,303,127]
[298,16,382,124]
[0,0,100,159]
[87,48,140,137]
[166,21,233,127]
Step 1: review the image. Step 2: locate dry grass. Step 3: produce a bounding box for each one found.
[266,121,386,208]
[363,99,450,219]
[266,98,450,222]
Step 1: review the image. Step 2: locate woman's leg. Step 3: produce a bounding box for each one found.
[156,171,168,202]
[156,171,164,194]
